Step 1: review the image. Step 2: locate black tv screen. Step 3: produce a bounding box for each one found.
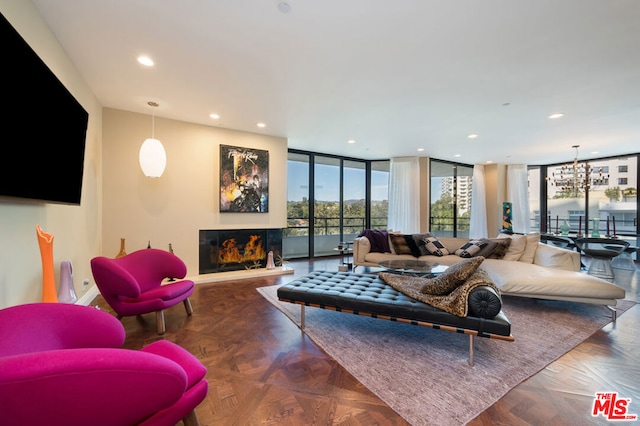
[0,12,88,205]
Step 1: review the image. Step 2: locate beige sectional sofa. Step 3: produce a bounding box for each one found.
[353,232,626,309]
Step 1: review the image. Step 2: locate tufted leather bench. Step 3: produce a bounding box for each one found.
[277,271,513,365]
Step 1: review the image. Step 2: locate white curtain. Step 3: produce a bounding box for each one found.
[469,164,488,239]
[387,157,420,233]
[507,164,530,234]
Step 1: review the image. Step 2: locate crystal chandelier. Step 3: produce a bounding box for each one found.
[547,145,609,197]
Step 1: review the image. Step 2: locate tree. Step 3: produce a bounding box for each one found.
[430,193,455,231]
[604,187,621,202]
[622,187,637,200]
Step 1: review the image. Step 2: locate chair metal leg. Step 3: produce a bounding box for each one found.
[607,305,617,322]
[156,310,166,335]
[183,298,194,316]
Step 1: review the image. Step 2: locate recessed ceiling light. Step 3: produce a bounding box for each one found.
[454,154,461,158]
[278,1,292,13]
[417,148,424,152]
[210,113,220,120]
[468,134,478,139]
[137,56,154,66]
[257,122,266,128]
[347,139,356,144]
[486,160,494,164]
[549,113,564,119]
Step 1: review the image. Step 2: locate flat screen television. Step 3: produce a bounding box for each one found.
[0,12,89,205]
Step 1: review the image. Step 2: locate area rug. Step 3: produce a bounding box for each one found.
[257,284,635,425]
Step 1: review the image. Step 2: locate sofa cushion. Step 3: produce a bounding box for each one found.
[497,234,527,261]
[455,240,487,258]
[475,239,499,258]
[420,256,484,295]
[411,233,433,256]
[389,234,414,255]
[423,236,449,257]
[480,258,625,302]
[366,252,417,265]
[486,238,511,259]
[389,233,431,257]
[519,233,541,263]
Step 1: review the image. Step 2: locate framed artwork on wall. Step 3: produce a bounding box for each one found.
[220,145,269,212]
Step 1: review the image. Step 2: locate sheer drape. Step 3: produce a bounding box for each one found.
[387,157,420,233]
[469,164,488,239]
[507,164,530,234]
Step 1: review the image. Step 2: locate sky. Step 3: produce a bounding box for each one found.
[287,160,389,202]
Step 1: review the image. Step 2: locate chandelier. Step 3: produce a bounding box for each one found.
[547,145,609,197]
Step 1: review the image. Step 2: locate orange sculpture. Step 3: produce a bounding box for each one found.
[36,225,58,303]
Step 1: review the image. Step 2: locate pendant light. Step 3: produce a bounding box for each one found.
[139,101,167,178]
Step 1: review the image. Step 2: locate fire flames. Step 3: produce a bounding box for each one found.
[218,234,266,264]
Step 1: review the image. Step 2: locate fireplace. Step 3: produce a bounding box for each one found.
[199,229,283,274]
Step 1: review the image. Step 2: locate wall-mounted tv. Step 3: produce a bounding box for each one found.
[0,12,88,205]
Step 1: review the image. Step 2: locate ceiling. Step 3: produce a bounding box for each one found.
[31,0,640,165]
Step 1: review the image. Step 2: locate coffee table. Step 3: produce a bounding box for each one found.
[378,259,448,277]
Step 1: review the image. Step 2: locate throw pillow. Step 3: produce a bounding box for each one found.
[389,233,414,256]
[454,240,488,258]
[420,256,485,295]
[497,234,527,261]
[422,236,449,257]
[475,239,499,258]
[411,233,433,256]
[486,238,511,259]
[519,233,541,263]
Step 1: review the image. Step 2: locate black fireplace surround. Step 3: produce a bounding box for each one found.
[199,229,283,274]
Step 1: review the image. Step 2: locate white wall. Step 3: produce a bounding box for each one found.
[102,109,288,275]
[0,0,103,308]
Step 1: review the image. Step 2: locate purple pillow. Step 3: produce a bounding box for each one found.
[358,229,391,253]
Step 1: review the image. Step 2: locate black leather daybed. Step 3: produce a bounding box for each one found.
[277,271,514,366]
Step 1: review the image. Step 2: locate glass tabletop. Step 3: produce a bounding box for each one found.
[378,259,448,275]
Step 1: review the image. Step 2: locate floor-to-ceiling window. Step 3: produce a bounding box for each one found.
[430,159,473,238]
[527,166,542,232]
[371,161,390,229]
[343,160,367,244]
[284,150,387,259]
[314,156,341,256]
[545,155,637,238]
[538,153,638,259]
[284,152,310,259]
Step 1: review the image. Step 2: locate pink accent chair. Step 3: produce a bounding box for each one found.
[0,303,208,426]
[91,248,195,334]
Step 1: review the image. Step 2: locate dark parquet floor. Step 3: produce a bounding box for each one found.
[91,256,639,425]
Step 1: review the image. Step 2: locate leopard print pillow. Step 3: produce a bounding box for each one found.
[420,256,485,295]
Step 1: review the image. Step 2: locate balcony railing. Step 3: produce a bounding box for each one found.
[283,216,387,258]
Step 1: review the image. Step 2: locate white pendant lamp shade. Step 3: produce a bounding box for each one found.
[139,137,166,178]
[139,101,166,178]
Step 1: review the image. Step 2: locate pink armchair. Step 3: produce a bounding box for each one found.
[0,302,208,426]
[91,248,195,334]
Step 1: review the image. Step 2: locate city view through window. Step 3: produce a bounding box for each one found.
[529,155,638,248]
[284,152,389,259]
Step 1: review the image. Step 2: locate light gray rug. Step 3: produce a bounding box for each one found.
[257,284,635,425]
